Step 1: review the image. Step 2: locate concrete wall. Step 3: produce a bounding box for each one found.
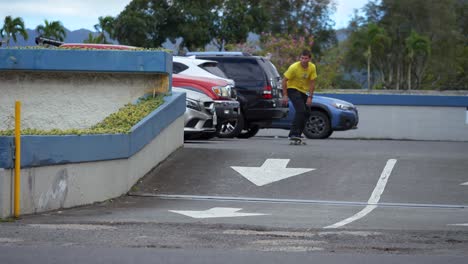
[0,48,183,218]
[325,93,468,141]
[0,116,183,217]
[332,105,468,141]
[0,72,168,130]
[260,93,468,141]
[0,48,171,131]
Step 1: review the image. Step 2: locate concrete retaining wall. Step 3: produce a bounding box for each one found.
[0,116,184,217]
[0,71,168,131]
[332,105,468,141]
[323,93,468,141]
[0,48,184,218]
[0,48,171,131]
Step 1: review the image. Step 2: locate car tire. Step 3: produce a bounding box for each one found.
[237,125,260,139]
[216,114,244,138]
[303,111,333,139]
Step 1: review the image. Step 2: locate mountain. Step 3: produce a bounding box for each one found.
[3,28,105,47]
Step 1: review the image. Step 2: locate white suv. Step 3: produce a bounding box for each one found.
[173,56,235,87]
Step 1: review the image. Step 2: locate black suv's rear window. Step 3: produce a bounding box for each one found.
[216,59,264,81]
[173,62,189,74]
[199,62,229,78]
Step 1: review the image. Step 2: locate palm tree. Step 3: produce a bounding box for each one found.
[83,33,104,44]
[36,20,67,41]
[352,23,389,89]
[0,16,28,47]
[405,31,431,90]
[93,16,115,44]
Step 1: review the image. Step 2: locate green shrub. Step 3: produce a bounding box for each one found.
[0,95,164,136]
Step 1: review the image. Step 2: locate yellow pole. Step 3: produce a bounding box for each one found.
[14,101,21,217]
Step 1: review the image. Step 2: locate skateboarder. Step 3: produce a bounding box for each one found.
[281,49,317,144]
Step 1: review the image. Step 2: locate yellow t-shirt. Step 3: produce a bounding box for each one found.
[284,61,317,94]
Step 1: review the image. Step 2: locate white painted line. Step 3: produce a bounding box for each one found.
[134,193,468,209]
[461,182,468,186]
[448,223,468,227]
[324,159,397,229]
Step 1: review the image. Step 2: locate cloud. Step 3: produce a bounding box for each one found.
[332,0,369,28]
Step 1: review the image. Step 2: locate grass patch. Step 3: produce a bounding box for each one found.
[0,95,165,136]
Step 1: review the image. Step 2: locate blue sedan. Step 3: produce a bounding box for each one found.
[269,95,359,139]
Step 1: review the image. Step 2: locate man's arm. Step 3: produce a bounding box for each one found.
[306,79,315,106]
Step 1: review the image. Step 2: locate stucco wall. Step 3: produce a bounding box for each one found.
[0,71,167,131]
[332,105,468,141]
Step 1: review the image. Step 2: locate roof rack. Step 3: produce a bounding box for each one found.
[186,51,252,57]
[35,36,64,47]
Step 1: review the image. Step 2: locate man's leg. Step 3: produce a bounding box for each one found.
[299,101,311,135]
[288,88,307,137]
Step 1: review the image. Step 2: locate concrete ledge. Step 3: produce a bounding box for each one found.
[319,93,468,107]
[0,93,186,169]
[0,116,184,217]
[0,49,171,73]
[332,105,468,141]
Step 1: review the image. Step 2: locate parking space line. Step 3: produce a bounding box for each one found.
[130,193,467,209]
[324,159,397,229]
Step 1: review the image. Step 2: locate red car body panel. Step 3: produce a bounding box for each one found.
[172,74,231,100]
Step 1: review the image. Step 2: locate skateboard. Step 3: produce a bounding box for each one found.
[289,137,306,145]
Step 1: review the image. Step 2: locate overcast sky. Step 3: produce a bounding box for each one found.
[0,0,369,31]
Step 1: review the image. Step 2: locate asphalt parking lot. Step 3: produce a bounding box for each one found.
[127,135,468,230]
[2,135,468,262]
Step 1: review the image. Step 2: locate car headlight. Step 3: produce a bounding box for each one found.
[212,86,230,97]
[332,102,354,110]
[186,99,201,111]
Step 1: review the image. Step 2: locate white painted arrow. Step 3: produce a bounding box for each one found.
[169,207,267,219]
[231,159,315,186]
[461,182,468,186]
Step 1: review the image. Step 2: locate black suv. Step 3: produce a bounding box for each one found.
[186,52,288,138]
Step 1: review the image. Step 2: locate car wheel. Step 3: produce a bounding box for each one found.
[216,114,244,138]
[237,125,260,139]
[303,111,333,139]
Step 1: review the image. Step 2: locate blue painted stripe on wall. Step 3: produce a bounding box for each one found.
[0,49,172,73]
[319,93,468,107]
[0,93,185,169]
[129,92,186,155]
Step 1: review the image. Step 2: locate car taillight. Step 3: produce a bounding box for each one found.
[262,85,272,99]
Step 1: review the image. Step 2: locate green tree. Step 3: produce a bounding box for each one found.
[83,33,104,44]
[259,33,315,74]
[210,0,268,51]
[93,16,115,44]
[172,0,219,51]
[405,30,431,90]
[342,0,466,90]
[378,0,463,89]
[36,20,67,41]
[259,0,336,56]
[349,23,389,90]
[112,0,269,51]
[0,16,28,47]
[113,0,177,48]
